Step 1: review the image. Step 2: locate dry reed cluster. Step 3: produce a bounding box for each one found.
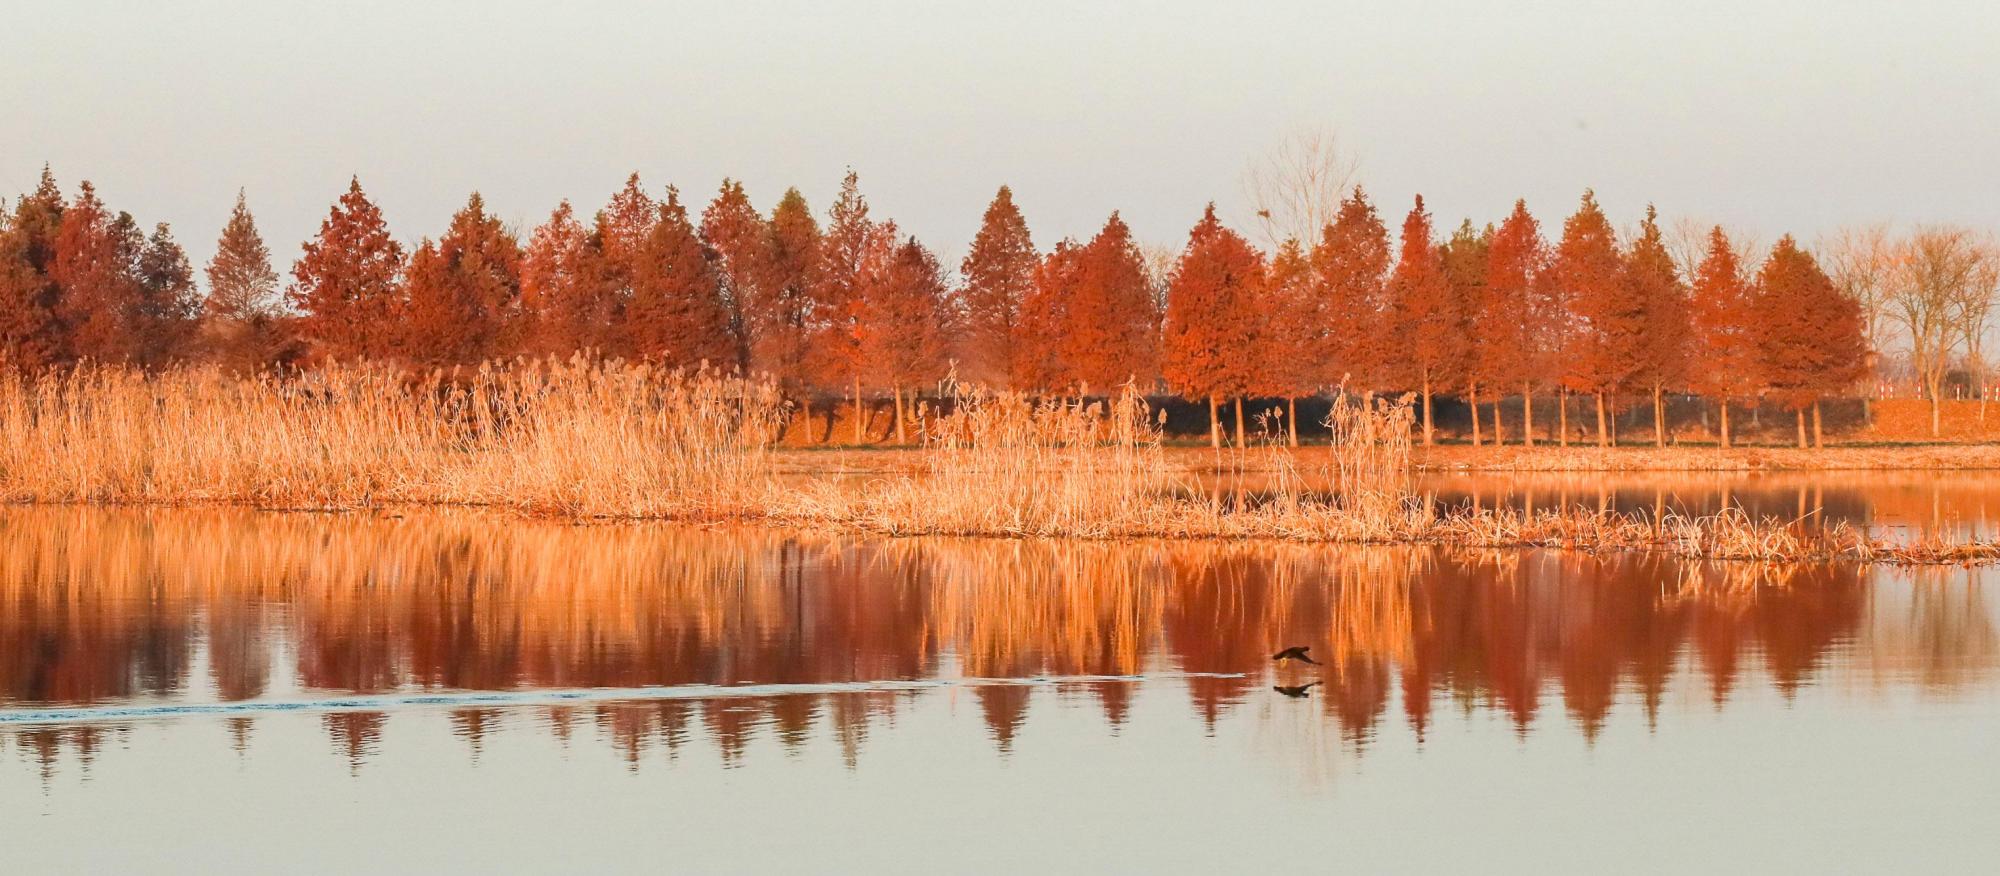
[1,363,1993,565]
[0,359,782,518]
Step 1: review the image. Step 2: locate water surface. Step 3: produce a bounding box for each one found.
[2,505,1996,873]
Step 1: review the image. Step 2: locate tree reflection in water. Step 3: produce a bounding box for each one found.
[0,508,1992,780]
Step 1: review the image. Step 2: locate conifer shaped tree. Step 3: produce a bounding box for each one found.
[205,191,279,322]
[1687,228,1759,447]
[1439,219,1490,444]
[1625,206,1690,446]
[762,188,822,436]
[597,173,656,277]
[625,187,733,370]
[201,191,284,370]
[958,186,1037,389]
[1554,190,1637,446]
[816,171,878,442]
[0,167,66,370]
[1016,239,1083,393]
[699,179,766,373]
[520,201,612,358]
[133,222,197,366]
[1385,196,1458,445]
[52,182,144,363]
[859,233,953,443]
[1163,204,1265,447]
[1480,200,1551,445]
[290,177,407,362]
[1751,236,1866,447]
[1065,212,1159,393]
[1311,187,1393,393]
[403,193,523,368]
[1257,238,1316,445]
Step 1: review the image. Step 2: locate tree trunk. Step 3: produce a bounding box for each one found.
[801,397,814,445]
[1522,384,1534,447]
[1795,407,1807,449]
[852,376,864,445]
[1421,376,1434,447]
[1469,382,1482,447]
[1233,397,1246,448]
[1931,384,1942,438]
[1812,399,1824,448]
[1287,397,1298,447]
[1719,399,1731,449]
[1595,392,1610,448]
[1492,401,1505,446]
[1558,389,1569,448]
[1652,384,1666,448]
[893,384,907,445]
[1208,395,1221,449]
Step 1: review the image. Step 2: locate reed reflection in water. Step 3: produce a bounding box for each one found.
[1,507,1994,782]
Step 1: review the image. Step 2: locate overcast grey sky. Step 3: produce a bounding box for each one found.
[4,0,1997,275]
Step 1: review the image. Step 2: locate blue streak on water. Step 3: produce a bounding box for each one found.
[0,673,1246,727]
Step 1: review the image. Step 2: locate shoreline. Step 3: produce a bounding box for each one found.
[763,444,2000,475]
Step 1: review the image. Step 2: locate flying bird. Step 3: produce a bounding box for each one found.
[1273,682,1320,699]
[1272,646,1320,665]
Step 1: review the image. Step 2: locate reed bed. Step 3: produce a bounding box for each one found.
[0,359,782,518]
[0,363,1992,565]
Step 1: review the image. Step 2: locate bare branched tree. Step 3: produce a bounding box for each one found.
[1821,223,1894,417]
[1889,226,1987,437]
[1138,240,1179,317]
[1951,236,2000,421]
[1669,216,1764,280]
[1242,126,1361,249]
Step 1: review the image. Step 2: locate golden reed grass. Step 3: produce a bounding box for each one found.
[0,363,1993,565]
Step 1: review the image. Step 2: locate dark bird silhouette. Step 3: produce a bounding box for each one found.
[1273,682,1320,699]
[1272,646,1320,665]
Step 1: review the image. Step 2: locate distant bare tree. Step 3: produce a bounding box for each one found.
[1822,223,1894,417]
[1668,216,1763,280]
[1138,240,1178,317]
[1242,127,1361,249]
[1888,226,1987,437]
[1952,237,2000,421]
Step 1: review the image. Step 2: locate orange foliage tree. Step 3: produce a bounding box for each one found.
[624,188,734,371]
[1310,187,1392,394]
[813,171,886,442]
[1687,228,1759,446]
[1751,236,1867,447]
[0,168,66,370]
[958,186,1036,389]
[1478,200,1550,445]
[289,178,406,363]
[1625,205,1690,446]
[1163,204,1265,447]
[403,193,522,369]
[52,181,142,363]
[698,179,765,372]
[1065,212,1159,393]
[1015,239,1082,393]
[1553,190,1637,446]
[1385,196,1459,445]
[519,201,613,358]
[761,188,823,436]
[1439,219,1489,444]
[859,233,954,443]
[1256,238,1316,445]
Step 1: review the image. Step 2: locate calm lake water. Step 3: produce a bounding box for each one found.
[3,480,1998,874]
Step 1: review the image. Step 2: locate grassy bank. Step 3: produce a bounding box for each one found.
[0,363,1992,565]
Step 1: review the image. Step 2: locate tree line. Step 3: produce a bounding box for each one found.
[7,164,1984,447]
